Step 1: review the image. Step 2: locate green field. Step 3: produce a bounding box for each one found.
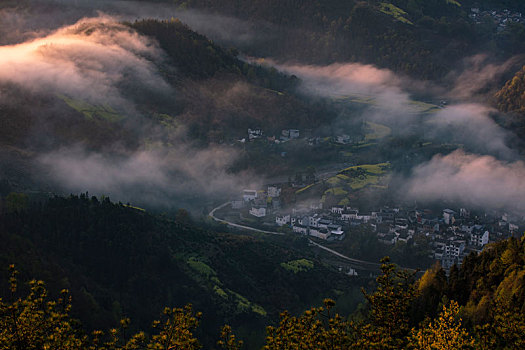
[187,257,266,316]
[365,121,392,141]
[379,3,413,25]
[58,95,125,122]
[323,163,391,204]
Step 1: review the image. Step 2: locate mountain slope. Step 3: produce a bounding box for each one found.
[0,194,364,348]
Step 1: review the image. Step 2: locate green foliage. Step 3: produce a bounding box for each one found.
[496,65,525,113]
[0,194,357,348]
[358,257,418,349]
[3,236,525,349]
[379,3,414,25]
[0,265,84,350]
[408,301,474,350]
[264,299,354,349]
[280,259,314,274]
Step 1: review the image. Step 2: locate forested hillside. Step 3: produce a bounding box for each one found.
[0,194,363,348]
[496,65,525,113]
[165,0,525,80]
[2,236,524,349]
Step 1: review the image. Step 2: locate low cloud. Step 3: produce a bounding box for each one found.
[404,150,525,213]
[39,145,259,209]
[0,15,170,110]
[448,54,524,100]
[427,104,515,158]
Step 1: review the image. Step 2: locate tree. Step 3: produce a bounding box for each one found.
[264,299,354,350]
[357,257,418,349]
[408,300,474,350]
[0,265,84,350]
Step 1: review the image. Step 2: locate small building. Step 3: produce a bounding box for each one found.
[249,206,266,218]
[248,128,263,141]
[342,209,358,221]
[328,224,345,240]
[276,214,291,227]
[292,224,308,235]
[334,134,351,144]
[243,190,258,202]
[310,227,331,240]
[267,186,281,198]
[289,129,300,139]
[443,209,456,225]
[470,230,489,247]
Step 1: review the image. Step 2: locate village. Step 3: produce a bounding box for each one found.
[469,7,524,31]
[209,124,525,271]
[223,180,523,270]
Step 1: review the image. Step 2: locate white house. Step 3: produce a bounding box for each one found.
[268,186,281,198]
[317,218,332,229]
[276,214,291,226]
[243,190,258,202]
[289,129,300,139]
[310,227,331,240]
[328,224,345,240]
[331,206,344,215]
[292,224,309,235]
[443,209,456,225]
[248,128,263,140]
[342,209,358,221]
[470,230,489,247]
[334,135,351,144]
[249,206,266,218]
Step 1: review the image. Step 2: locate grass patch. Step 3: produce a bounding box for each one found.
[365,121,391,141]
[123,204,146,212]
[187,257,217,279]
[58,95,125,122]
[325,187,348,196]
[214,285,228,299]
[338,198,351,206]
[340,163,389,175]
[379,3,413,25]
[296,183,316,194]
[353,142,377,149]
[336,174,350,181]
[280,259,314,274]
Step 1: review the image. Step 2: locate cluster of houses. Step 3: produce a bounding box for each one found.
[244,128,300,143]
[231,186,283,218]
[242,128,363,148]
[230,185,523,269]
[469,7,524,31]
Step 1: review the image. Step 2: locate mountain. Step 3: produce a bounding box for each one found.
[164,0,525,80]
[0,194,364,348]
[0,17,337,194]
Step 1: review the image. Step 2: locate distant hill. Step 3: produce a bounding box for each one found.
[165,0,525,80]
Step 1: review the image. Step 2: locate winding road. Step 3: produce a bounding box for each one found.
[209,201,383,270]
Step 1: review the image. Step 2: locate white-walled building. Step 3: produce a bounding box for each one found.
[243,190,258,202]
[268,186,281,198]
[276,214,291,226]
[249,206,266,218]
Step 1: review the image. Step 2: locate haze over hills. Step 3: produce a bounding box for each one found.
[0,0,525,349]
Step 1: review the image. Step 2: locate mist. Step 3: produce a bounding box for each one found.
[0,15,170,111]
[403,150,525,213]
[38,145,260,210]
